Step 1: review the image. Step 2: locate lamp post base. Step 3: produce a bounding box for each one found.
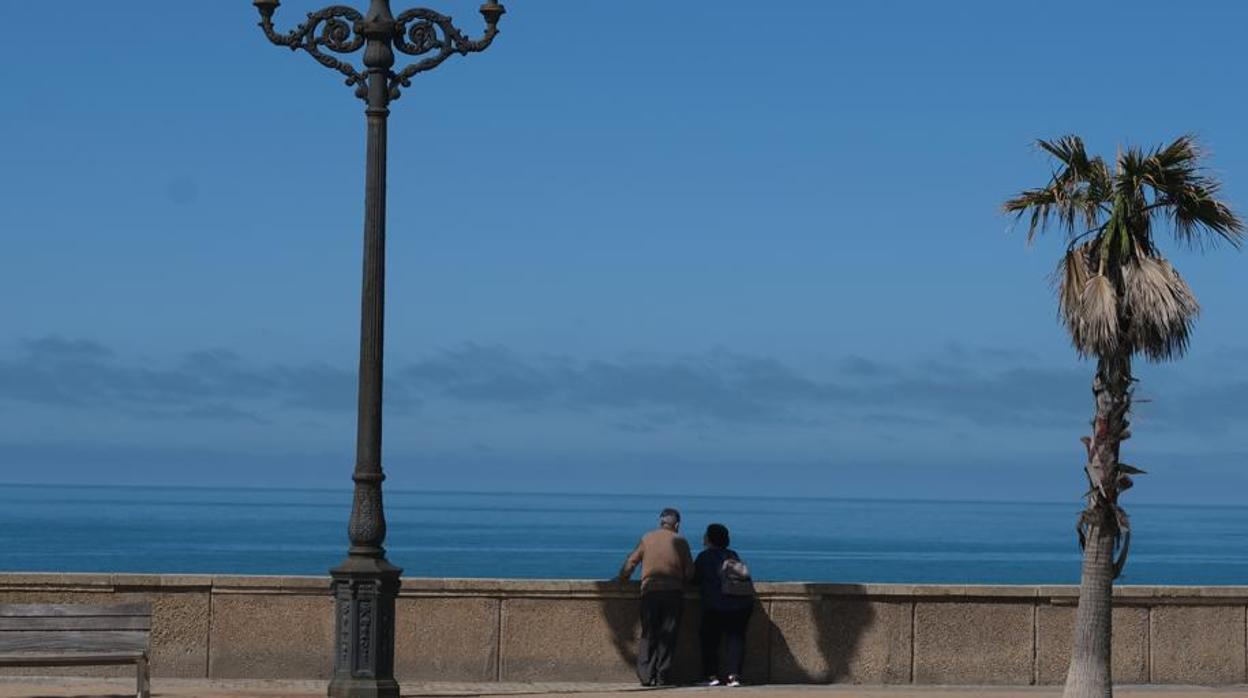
[328,556,402,698]
[328,677,400,698]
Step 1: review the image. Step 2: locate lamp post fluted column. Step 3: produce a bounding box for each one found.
[253,2,503,696]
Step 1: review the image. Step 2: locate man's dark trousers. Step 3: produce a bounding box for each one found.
[636,589,683,686]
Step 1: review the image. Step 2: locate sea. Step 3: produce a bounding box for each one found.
[1,484,1245,585]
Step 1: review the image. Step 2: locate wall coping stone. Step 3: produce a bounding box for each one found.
[4,574,1248,604]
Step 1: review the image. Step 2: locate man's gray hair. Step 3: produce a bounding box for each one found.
[658,508,681,528]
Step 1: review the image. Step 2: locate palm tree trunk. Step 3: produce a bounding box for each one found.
[1063,354,1131,698]
[1063,512,1115,698]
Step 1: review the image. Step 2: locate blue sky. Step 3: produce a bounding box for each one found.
[2,1,1247,503]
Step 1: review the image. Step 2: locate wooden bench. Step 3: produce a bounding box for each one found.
[0,603,151,698]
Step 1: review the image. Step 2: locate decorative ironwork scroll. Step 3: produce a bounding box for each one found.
[256,1,504,103]
[258,5,368,92]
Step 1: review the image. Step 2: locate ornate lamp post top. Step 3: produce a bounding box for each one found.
[254,0,505,103]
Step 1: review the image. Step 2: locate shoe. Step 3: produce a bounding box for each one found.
[726,675,741,687]
[697,677,721,687]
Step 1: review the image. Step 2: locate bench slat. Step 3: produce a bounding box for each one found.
[0,631,148,653]
[0,603,151,618]
[0,616,151,631]
[0,652,144,667]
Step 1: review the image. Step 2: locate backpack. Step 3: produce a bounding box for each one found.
[720,555,755,597]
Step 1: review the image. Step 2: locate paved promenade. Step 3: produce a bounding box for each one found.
[2,679,1248,698]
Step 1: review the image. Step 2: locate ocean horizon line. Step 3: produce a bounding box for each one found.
[0,480,1239,511]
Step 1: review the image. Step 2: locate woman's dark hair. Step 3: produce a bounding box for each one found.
[705,523,730,548]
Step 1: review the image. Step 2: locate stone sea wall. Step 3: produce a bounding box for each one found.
[1,574,1246,685]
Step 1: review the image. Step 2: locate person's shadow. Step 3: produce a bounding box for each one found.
[595,581,879,684]
[592,580,642,676]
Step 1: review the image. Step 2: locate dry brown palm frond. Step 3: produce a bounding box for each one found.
[1072,275,1119,357]
[1054,245,1092,337]
[1123,256,1200,361]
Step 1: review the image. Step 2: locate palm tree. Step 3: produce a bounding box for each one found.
[1004,135,1242,698]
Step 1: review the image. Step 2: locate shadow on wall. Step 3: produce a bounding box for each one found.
[767,585,882,683]
[595,582,880,685]
[591,580,641,674]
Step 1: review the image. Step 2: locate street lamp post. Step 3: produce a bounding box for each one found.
[252,2,504,696]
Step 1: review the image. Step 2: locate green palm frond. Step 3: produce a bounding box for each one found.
[1165,182,1242,248]
[1003,186,1061,242]
[1004,136,1111,242]
[1130,135,1244,248]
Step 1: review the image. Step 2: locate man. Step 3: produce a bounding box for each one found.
[617,507,695,686]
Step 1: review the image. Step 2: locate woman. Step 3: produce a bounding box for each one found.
[693,523,753,687]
